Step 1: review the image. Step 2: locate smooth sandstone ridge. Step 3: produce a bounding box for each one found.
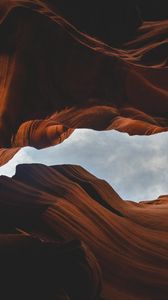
[0,163,168,300]
[0,1,167,165]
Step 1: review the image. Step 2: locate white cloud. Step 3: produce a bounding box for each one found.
[0,129,168,202]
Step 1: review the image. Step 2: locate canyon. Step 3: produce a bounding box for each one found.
[0,1,167,299]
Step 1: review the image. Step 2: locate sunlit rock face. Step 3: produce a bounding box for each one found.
[0,163,168,300]
[0,1,167,165]
[0,3,167,298]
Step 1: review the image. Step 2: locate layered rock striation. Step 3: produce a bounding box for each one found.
[0,163,168,299]
[0,1,167,165]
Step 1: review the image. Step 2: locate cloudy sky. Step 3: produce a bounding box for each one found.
[0,129,168,202]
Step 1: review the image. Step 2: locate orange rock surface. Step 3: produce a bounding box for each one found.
[0,1,167,165]
[0,3,168,299]
[1,163,168,299]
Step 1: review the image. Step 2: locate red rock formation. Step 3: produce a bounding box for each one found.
[0,167,102,300]
[1,163,168,299]
[0,3,167,299]
[0,1,167,165]
[0,235,101,300]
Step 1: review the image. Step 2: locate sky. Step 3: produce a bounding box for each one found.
[0,129,168,202]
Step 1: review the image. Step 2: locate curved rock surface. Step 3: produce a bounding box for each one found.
[0,1,167,165]
[0,163,168,299]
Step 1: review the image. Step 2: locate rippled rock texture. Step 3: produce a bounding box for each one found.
[0,1,167,165]
[0,2,168,299]
[0,163,168,299]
